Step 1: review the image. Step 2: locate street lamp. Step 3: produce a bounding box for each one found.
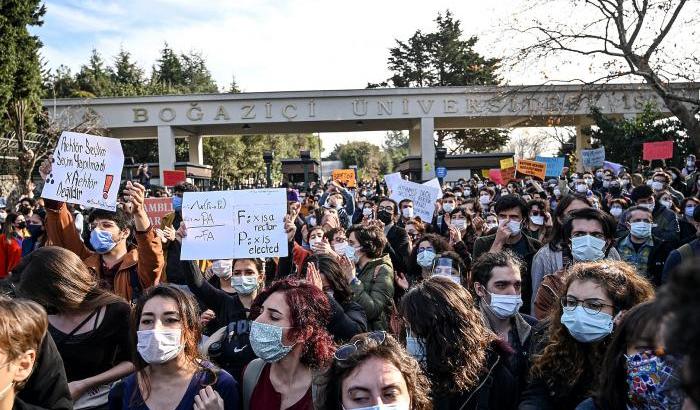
[263,151,274,188]
[435,146,447,185]
[300,150,311,190]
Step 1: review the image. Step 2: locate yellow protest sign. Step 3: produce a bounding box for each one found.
[332,169,357,188]
[500,158,514,169]
[481,169,490,179]
[517,159,547,181]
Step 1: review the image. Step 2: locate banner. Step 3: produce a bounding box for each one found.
[488,169,503,185]
[535,156,565,177]
[331,169,357,188]
[500,158,514,170]
[517,159,547,180]
[603,161,624,175]
[643,141,674,161]
[41,132,124,211]
[481,169,490,179]
[143,197,174,227]
[385,177,441,222]
[581,147,606,169]
[180,189,288,260]
[163,170,186,187]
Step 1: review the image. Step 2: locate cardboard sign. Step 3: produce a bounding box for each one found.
[643,141,674,161]
[488,169,503,185]
[385,177,441,222]
[535,156,565,177]
[603,161,624,175]
[517,159,547,181]
[181,189,288,260]
[163,170,186,187]
[481,169,490,179]
[501,167,516,183]
[500,158,514,170]
[332,169,357,188]
[41,132,124,211]
[581,147,606,169]
[144,197,174,227]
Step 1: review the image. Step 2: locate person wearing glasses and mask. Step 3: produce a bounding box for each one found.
[615,206,675,287]
[471,251,537,401]
[520,260,654,410]
[521,199,552,243]
[319,331,432,410]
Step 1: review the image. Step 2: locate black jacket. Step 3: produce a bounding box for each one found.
[327,297,367,343]
[384,224,410,275]
[17,332,72,410]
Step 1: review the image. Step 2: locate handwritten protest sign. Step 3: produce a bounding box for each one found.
[384,172,402,188]
[143,197,173,227]
[535,156,565,177]
[163,170,186,187]
[643,141,674,161]
[581,147,606,169]
[488,169,503,185]
[181,189,288,260]
[603,161,624,175]
[517,159,547,180]
[500,158,514,170]
[422,178,444,199]
[41,132,123,211]
[386,178,441,222]
[332,169,357,188]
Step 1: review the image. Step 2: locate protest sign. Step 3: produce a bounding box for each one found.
[384,172,402,188]
[332,169,357,188]
[501,167,516,183]
[643,141,674,161]
[41,131,124,211]
[163,170,186,187]
[143,197,174,227]
[481,169,491,179]
[422,178,444,199]
[517,159,547,181]
[500,158,514,170]
[535,156,565,177]
[488,169,503,185]
[387,178,441,222]
[181,189,288,260]
[603,161,624,175]
[581,147,606,169]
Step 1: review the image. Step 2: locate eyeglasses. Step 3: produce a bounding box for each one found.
[560,296,615,315]
[334,331,386,361]
[377,206,394,213]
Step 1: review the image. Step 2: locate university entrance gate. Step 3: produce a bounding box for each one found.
[44,83,699,183]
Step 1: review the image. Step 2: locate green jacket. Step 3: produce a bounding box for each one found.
[351,254,395,331]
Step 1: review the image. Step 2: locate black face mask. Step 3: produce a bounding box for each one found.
[377,210,393,225]
[16,222,27,230]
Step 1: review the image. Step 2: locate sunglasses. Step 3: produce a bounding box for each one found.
[334,331,386,361]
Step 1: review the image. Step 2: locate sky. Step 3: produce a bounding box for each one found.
[34,0,698,156]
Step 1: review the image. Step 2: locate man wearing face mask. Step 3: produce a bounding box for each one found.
[616,185,679,242]
[160,182,200,286]
[41,159,163,302]
[472,251,537,400]
[615,206,674,287]
[376,198,410,277]
[396,199,414,228]
[432,192,458,236]
[473,195,542,315]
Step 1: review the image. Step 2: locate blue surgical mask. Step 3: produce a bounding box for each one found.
[231,275,258,295]
[90,229,117,254]
[416,249,436,268]
[684,206,695,218]
[249,321,294,363]
[489,293,523,319]
[172,195,183,212]
[561,306,613,343]
[405,331,426,363]
[345,245,361,263]
[571,234,606,262]
[630,222,652,239]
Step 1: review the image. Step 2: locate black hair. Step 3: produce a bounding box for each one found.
[173,181,198,194]
[470,250,522,289]
[547,194,593,251]
[493,194,528,218]
[630,185,654,202]
[377,197,398,215]
[88,208,134,232]
[562,207,616,247]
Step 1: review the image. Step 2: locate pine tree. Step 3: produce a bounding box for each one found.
[75,49,112,97]
[110,48,145,95]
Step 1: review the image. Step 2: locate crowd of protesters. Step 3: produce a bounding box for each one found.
[0,154,699,410]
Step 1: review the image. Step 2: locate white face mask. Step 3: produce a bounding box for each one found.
[309,237,322,248]
[362,207,373,217]
[401,207,414,218]
[451,219,467,231]
[442,203,455,213]
[651,181,664,191]
[576,184,588,193]
[479,195,491,205]
[610,207,623,217]
[499,219,521,236]
[136,329,183,364]
[553,189,561,197]
[530,215,544,226]
[660,199,672,209]
[211,260,233,278]
[488,293,523,319]
[231,275,259,295]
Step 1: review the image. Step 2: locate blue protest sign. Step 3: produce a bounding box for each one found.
[535,156,565,177]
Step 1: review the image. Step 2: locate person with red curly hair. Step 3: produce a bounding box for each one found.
[242,278,335,410]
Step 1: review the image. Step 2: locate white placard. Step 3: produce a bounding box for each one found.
[41,132,124,211]
[386,178,441,222]
[181,189,288,260]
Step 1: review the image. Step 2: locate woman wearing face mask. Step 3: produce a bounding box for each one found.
[109,285,239,410]
[17,247,132,410]
[182,259,263,381]
[307,226,336,256]
[478,188,495,210]
[520,260,655,410]
[678,197,700,246]
[444,207,478,260]
[0,297,48,410]
[0,213,24,279]
[21,211,46,257]
[302,255,367,343]
[407,234,452,286]
[522,199,552,243]
[607,198,628,222]
[401,277,518,409]
[319,331,432,410]
[576,300,684,410]
[243,278,334,410]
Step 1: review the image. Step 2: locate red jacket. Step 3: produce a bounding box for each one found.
[0,234,22,278]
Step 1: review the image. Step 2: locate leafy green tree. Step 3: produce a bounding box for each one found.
[109,48,146,96]
[75,49,112,98]
[329,141,391,177]
[370,10,508,153]
[383,131,408,169]
[586,103,691,170]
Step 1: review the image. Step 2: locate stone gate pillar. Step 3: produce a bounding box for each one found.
[408,117,436,181]
[157,125,176,181]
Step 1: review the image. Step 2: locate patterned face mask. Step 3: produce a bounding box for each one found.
[626,350,684,409]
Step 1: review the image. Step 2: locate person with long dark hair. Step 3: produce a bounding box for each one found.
[0,213,25,279]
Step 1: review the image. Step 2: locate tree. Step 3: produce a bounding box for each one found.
[585,102,691,170]
[511,0,700,152]
[150,43,184,92]
[109,48,146,96]
[370,11,509,153]
[75,49,112,98]
[329,141,391,177]
[383,131,409,169]
[506,132,550,159]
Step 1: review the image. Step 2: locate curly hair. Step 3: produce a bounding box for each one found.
[530,260,655,397]
[400,276,495,394]
[346,224,387,259]
[407,234,452,283]
[319,332,432,410]
[251,278,335,369]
